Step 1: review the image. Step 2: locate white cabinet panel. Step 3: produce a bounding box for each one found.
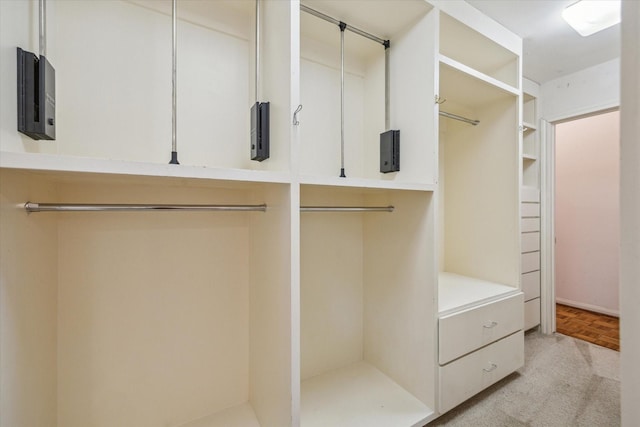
[521,187,540,203]
[521,251,540,273]
[439,331,524,413]
[438,293,524,365]
[521,271,541,301]
[520,202,540,218]
[521,217,540,233]
[524,298,541,330]
[521,232,540,253]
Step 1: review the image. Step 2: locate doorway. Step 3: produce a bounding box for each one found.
[553,110,620,349]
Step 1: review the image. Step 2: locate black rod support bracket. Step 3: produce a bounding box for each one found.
[339,21,347,32]
[383,40,390,49]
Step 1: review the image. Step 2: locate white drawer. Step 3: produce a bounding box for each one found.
[438,293,524,365]
[521,232,540,253]
[521,187,540,203]
[525,298,541,330]
[522,270,541,301]
[521,251,540,273]
[521,217,540,233]
[439,331,524,413]
[521,202,540,218]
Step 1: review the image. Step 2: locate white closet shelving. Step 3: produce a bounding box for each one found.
[300,185,436,427]
[521,78,541,330]
[435,2,524,415]
[0,167,293,427]
[0,0,524,426]
[299,0,437,187]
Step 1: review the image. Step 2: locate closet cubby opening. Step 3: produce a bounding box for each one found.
[437,58,520,313]
[439,12,519,90]
[48,0,290,172]
[0,168,292,427]
[299,184,437,427]
[299,0,436,186]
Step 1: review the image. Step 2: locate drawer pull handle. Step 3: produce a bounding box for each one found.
[483,363,498,373]
[483,321,498,328]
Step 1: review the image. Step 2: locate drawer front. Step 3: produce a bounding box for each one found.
[521,232,540,253]
[439,331,524,413]
[522,270,541,301]
[525,298,541,330]
[521,187,540,203]
[521,217,540,233]
[521,251,540,273]
[438,293,524,365]
[521,202,540,218]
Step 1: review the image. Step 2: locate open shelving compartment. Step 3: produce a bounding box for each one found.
[437,9,521,309]
[522,92,539,188]
[0,166,293,427]
[299,184,437,427]
[298,0,437,186]
[20,0,292,172]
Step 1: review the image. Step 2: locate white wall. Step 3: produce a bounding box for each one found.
[554,111,620,316]
[620,1,640,425]
[540,58,620,122]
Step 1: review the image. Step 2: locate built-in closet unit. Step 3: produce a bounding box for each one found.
[521,78,542,330]
[435,1,524,414]
[298,1,438,425]
[1,1,524,426]
[1,0,296,426]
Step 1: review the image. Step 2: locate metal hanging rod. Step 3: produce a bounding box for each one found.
[24,203,394,213]
[340,21,346,178]
[24,202,267,213]
[169,0,179,164]
[439,110,480,126]
[255,0,260,103]
[39,0,47,57]
[300,4,387,46]
[300,206,394,212]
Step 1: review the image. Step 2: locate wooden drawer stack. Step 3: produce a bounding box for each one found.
[521,187,541,330]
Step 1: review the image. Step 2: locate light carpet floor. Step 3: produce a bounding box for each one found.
[427,330,620,426]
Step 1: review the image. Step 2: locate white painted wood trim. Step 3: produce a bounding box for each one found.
[620,3,640,425]
[539,119,556,334]
[555,298,619,318]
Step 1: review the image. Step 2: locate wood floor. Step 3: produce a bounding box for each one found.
[556,303,619,351]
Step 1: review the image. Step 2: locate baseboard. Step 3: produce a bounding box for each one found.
[555,298,619,318]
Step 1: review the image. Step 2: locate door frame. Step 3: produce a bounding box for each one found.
[539,105,619,335]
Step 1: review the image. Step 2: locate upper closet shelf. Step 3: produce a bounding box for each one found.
[0,152,291,186]
[299,174,436,192]
[438,57,518,113]
[438,9,520,89]
[523,122,537,131]
[440,55,519,98]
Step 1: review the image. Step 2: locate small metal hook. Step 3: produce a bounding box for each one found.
[293,104,303,125]
[435,95,447,105]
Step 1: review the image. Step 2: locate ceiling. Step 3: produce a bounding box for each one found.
[465,0,621,84]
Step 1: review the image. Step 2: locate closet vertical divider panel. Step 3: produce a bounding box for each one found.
[250,1,300,423]
[248,183,294,426]
[0,170,59,427]
[363,190,437,410]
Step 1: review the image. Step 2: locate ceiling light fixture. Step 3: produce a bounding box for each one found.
[562,0,621,36]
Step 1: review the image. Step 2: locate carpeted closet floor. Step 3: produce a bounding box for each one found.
[426,330,620,426]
